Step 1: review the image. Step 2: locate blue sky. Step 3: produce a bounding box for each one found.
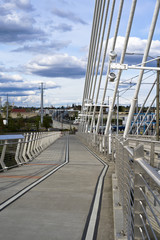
[0,0,160,108]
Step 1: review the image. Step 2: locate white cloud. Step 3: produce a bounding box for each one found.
[3,0,34,12]
[26,54,86,78]
[0,72,23,82]
[0,1,43,43]
[107,36,160,57]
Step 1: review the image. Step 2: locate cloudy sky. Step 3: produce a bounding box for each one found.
[0,0,160,107]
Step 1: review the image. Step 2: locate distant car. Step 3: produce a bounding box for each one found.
[111,125,125,131]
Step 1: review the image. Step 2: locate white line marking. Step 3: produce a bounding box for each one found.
[85,165,108,239]
[83,146,108,240]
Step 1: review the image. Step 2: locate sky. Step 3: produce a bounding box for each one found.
[0,0,160,108]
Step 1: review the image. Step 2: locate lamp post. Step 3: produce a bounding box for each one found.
[117,90,119,135]
[40,82,44,126]
[156,58,160,140]
[6,94,9,126]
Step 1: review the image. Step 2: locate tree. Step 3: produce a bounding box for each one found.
[43,116,52,130]
[0,115,4,133]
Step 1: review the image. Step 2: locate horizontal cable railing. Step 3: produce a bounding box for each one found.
[0,132,61,171]
[133,152,160,240]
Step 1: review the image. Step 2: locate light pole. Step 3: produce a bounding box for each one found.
[117,90,119,135]
[40,82,44,126]
[6,94,9,126]
[156,58,160,140]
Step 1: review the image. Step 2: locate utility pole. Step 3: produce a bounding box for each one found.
[6,94,9,126]
[117,90,119,135]
[0,97,2,116]
[41,82,44,126]
[156,58,160,141]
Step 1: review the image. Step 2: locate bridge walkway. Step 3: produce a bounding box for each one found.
[0,134,114,240]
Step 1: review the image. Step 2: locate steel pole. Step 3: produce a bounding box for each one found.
[6,94,8,126]
[156,58,160,140]
[123,0,160,138]
[117,90,119,135]
[41,82,44,126]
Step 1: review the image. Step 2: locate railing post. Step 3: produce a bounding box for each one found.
[39,132,43,152]
[22,134,29,162]
[18,137,26,163]
[107,134,111,159]
[27,133,33,160]
[32,132,37,156]
[41,132,45,150]
[99,135,102,153]
[15,139,23,165]
[37,132,41,153]
[29,132,34,158]
[111,135,115,161]
[134,144,147,240]
[93,133,96,148]
[34,132,39,155]
[34,132,39,156]
[0,140,8,170]
[150,141,155,167]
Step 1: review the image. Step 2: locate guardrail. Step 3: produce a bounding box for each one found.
[113,137,160,240]
[0,132,61,171]
[78,133,160,167]
[77,132,160,239]
[77,132,111,157]
[127,137,160,168]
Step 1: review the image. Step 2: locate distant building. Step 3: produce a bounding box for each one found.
[123,112,156,134]
[10,109,37,119]
[37,108,51,116]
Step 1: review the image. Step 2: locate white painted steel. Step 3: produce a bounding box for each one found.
[124,0,160,138]
[0,132,61,170]
[96,0,124,134]
[90,0,116,133]
[105,0,137,135]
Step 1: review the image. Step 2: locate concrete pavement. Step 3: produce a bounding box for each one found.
[0,135,114,240]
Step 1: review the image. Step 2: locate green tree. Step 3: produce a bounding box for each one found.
[0,115,4,133]
[8,117,17,132]
[35,116,40,131]
[43,116,52,130]
[17,116,25,130]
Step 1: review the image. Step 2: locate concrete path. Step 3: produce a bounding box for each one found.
[0,135,113,240]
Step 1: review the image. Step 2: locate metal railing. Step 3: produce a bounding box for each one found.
[77,132,111,157]
[0,132,61,171]
[114,139,160,240]
[77,132,160,239]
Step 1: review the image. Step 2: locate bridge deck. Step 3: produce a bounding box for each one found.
[0,135,114,240]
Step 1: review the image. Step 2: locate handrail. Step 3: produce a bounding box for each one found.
[136,158,160,187]
[0,132,61,170]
